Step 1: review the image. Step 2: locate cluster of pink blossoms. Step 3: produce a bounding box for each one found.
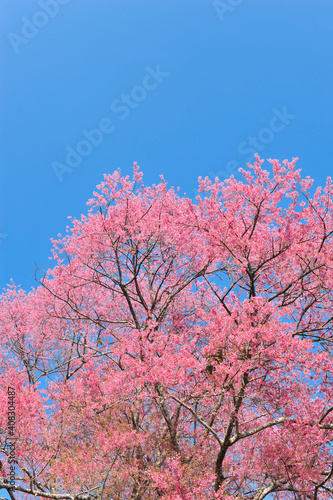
[1,157,333,499]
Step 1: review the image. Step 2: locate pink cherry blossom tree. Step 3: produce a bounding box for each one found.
[1,157,333,499]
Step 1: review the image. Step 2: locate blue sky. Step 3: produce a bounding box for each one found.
[1,0,333,293]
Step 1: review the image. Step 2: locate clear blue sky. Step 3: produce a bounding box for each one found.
[1,0,333,292]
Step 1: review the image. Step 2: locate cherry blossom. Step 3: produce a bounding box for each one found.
[1,157,333,499]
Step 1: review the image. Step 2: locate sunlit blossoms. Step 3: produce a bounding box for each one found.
[1,157,333,499]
